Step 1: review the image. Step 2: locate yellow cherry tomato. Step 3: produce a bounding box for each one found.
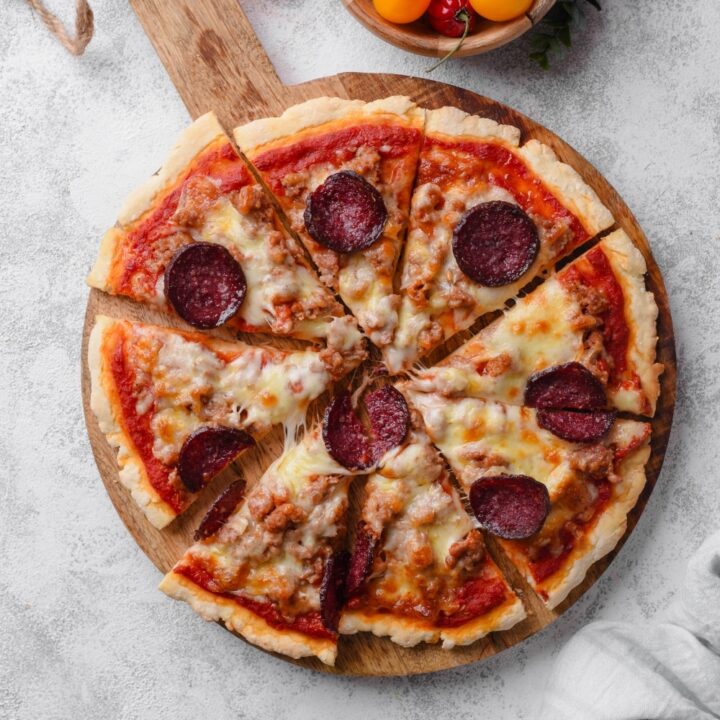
[373,0,432,24]
[469,0,533,22]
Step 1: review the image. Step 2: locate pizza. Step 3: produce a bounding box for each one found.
[408,230,663,416]
[88,316,361,528]
[87,111,364,356]
[384,105,614,374]
[402,389,651,608]
[159,423,355,665]
[340,416,526,647]
[87,96,665,668]
[234,97,424,350]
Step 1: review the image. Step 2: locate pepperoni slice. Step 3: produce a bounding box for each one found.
[304,171,387,253]
[177,426,255,493]
[345,524,378,597]
[452,201,539,287]
[323,393,373,470]
[524,362,606,411]
[537,409,616,443]
[469,475,550,540]
[165,242,247,329]
[322,386,410,470]
[320,551,349,632]
[366,385,410,462]
[194,479,247,541]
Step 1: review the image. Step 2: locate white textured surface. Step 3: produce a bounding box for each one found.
[1,0,718,717]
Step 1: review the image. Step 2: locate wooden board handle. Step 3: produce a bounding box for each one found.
[130,0,289,125]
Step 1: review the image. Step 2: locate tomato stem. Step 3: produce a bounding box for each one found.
[426,9,470,73]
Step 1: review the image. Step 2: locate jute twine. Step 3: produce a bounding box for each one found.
[26,0,94,56]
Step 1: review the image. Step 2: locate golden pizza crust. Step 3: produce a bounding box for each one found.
[340,594,525,649]
[598,230,663,415]
[159,571,337,666]
[88,316,177,529]
[518,139,614,236]
[533,435,651,609]
[425,105,521,147]
[233,95,423,154]
[118,112,226,225]
[87,112,226,291]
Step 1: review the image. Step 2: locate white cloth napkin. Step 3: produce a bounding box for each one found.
[539,531,720,719]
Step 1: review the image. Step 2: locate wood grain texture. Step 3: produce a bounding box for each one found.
[82,0,676,676]
[342,0,555,58]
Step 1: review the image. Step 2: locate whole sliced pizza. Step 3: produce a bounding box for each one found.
[86,96,664,667]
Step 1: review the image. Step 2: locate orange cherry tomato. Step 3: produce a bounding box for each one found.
[373,0,432,24]
[468,0,533,22]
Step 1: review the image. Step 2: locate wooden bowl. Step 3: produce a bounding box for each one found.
[342,0,555,57]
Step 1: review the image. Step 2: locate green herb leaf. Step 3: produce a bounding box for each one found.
[528,0,601,69]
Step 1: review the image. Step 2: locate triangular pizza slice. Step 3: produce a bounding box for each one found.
[404,387,651,609]
[160,424,355,666]
[340,417,526,648]
[87,112,363,355]
[385,106,614,373]
[234,96,425,350]
[408,230,663,416]
[88,316,361,528]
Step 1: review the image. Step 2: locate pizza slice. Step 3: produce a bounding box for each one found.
[88,315,361,528]
[409,230,663,416]
[159,424,355,666]
[87,112,363,355]
[385,105,615,374]
[234,96,425,350]
[340,418,526,648]
[404,388,651,608]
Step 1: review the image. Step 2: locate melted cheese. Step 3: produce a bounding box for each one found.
[130,325,332,463]
[410,278,582,404]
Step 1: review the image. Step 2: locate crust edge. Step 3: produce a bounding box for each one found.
[339,594,526,649]
[234,95,422,154]
[518,139,614,236]
[159,571,337,665]
[424,105,521,147]
[88,315,177,529]
[541,439,651,610]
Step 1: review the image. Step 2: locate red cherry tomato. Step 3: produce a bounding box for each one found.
[426,0,478,38]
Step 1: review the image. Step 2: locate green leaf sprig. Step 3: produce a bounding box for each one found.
[529,0,601,69]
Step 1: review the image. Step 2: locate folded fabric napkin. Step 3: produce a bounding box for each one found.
[539,530,720,719]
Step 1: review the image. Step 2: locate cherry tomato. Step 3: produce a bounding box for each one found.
[426,0,477,38]
[469,0,533,22]
[373,0,432,24]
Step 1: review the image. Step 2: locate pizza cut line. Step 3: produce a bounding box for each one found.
[86,96,664,666]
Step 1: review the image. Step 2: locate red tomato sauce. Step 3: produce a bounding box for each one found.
[529,480,612,586]
[560,245,631,380]
[117,141,251,294]
[421,136,589,249]
[437,576,508,628]
[175,563,335,640]
[109,332,186,513]
[252,123,422,194]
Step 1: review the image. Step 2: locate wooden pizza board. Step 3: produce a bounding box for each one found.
[81,0,676,676]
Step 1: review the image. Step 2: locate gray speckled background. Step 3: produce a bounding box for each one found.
[1,0,718,717]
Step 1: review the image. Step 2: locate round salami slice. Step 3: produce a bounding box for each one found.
[524,362,606,411]
[537,409,616,443]
[304,171,387,253]
[345,524,378,597]
[322,393,373,470]
[469,475,550,540]
[177,426,255,493]
[366,385,410,462]
[452,201,539,287]
[165,242,247,329]
[320,551,349,632]
[194,479,247,541]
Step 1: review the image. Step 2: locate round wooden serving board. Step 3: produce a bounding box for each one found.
[81,0,676,676]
